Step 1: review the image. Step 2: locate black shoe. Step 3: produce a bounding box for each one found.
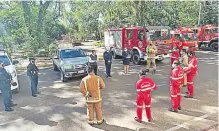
[88,122,94,125]
[146,69,149,72]
[152,70,156,74]
[10,103,17,107]
[32,94,37,97]
[36,91,41,94]
[186,92,188,94]
[184,95,193,98]
[109,75,112,77]
[148,119,152,122]
[97,119,105,125]
[168,108,178,112]
[5,107,14,112]
[178,107,181,110]
[134,117,142,123]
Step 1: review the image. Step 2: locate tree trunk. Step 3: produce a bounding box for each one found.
[21,1,32,36]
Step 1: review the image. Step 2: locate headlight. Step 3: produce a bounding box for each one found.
[63,64,74,70]
[11,70,16,78]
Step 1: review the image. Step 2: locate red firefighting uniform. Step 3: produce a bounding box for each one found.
[171,51,180,65]
[183,56,198,97]
[170,66,184,110]
[136,77,157,121]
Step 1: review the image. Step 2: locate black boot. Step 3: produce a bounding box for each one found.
[10,103,17,107]
[5,107,14,112]
[146,69,149,72]
[134,117,142,123]
[178,107,182,110]
[184,95,193,98]
[168,108,178,112]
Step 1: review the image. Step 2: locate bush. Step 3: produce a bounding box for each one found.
[37,50,50,57]
[92,42,104,47]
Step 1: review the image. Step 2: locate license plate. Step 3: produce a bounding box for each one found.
[78,70,84,73]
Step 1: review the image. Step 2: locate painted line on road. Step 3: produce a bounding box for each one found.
[165,113,215,131]
[0,118,24,126]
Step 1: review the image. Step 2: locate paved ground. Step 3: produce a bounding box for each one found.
[0,50,218,131]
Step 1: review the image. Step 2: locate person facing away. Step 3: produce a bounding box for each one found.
[180,49,189,87]
[0,60,15,111]
[135,68,158,123]
[80,67,105,125]
[146,41,157,74]
[122,48,131,74]
[27,57,39,97]
[103,48,112,78]
[89,50,98,75]
[169,59,184,112]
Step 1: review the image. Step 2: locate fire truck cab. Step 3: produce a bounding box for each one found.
[197,24,218,51]
[171,27,198,51]
[104,26,171,65]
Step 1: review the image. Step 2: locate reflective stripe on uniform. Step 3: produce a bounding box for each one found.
[141,88,152,91]
[97,119,104,123]
[187,82,193,84]
[137,105,143,108]
[145,105,150,107]
[177,93,181,95]
[151,84,155,89]
[88,120,94,124]
[171,57,176,58]
[171,95,177,97]
[170,76,184,80]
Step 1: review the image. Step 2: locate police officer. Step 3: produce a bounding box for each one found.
[0,60,14,111]
[89,50,98,75]
[103,48,112,78]
[27,58,39,97]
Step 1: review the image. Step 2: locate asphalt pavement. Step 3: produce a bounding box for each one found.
[0,51,218,131]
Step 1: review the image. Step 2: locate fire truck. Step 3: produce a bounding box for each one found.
[104,26,172,65]
[171,27,198,51]
[196,25,218,51]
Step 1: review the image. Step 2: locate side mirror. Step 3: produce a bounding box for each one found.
[12,60,19,65]
[53,56,58,59]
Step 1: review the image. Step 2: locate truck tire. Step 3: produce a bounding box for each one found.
[61,71,68,82]
[13,81,20,94]
[53,63,58,71]
[132,53,141,65]
[210,42,218,52]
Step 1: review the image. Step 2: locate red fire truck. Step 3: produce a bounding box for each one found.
[171,27,198,51]
[104,26,172,65]
[196,25,218,51]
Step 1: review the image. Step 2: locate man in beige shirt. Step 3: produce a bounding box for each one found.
[146,41,157,73]
[80,67,105,125]
[180,49,189,86]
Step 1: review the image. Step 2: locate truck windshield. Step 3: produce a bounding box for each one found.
[0,55,10,66]
[60,49,85,58]
[183,33,195,41]
[213,28,219,33]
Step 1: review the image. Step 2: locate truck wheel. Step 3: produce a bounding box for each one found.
[53,63,58,71]
[61,71,68,82]
[210,42,218,52]
[132,53,141,65]
[112,51,119,59]
[13,81,20,94]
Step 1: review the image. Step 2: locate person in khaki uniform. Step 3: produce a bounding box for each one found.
[180,49,189,86]
[80,67,105,125]
[146,41,157,73]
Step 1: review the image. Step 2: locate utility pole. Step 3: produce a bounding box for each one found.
[198,1,202,26]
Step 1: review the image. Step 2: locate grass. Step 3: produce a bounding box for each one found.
[92,41,104,47]
[16,63,53,71]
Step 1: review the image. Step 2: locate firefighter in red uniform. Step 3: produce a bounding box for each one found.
[169,60,184,112]
[171,47,180,65]
[183,51,198,98]
[135,69,158,123]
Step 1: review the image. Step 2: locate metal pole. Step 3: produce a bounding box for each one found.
[198,1,202,26]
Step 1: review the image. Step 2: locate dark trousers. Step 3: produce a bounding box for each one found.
[0,84,11,108]
[91,65,98,75]
[105,63,111,77]
[29,76,38,96]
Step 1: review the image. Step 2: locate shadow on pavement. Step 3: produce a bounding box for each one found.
[92,121,135,131]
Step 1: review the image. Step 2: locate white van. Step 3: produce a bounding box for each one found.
[0,50,19,93]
